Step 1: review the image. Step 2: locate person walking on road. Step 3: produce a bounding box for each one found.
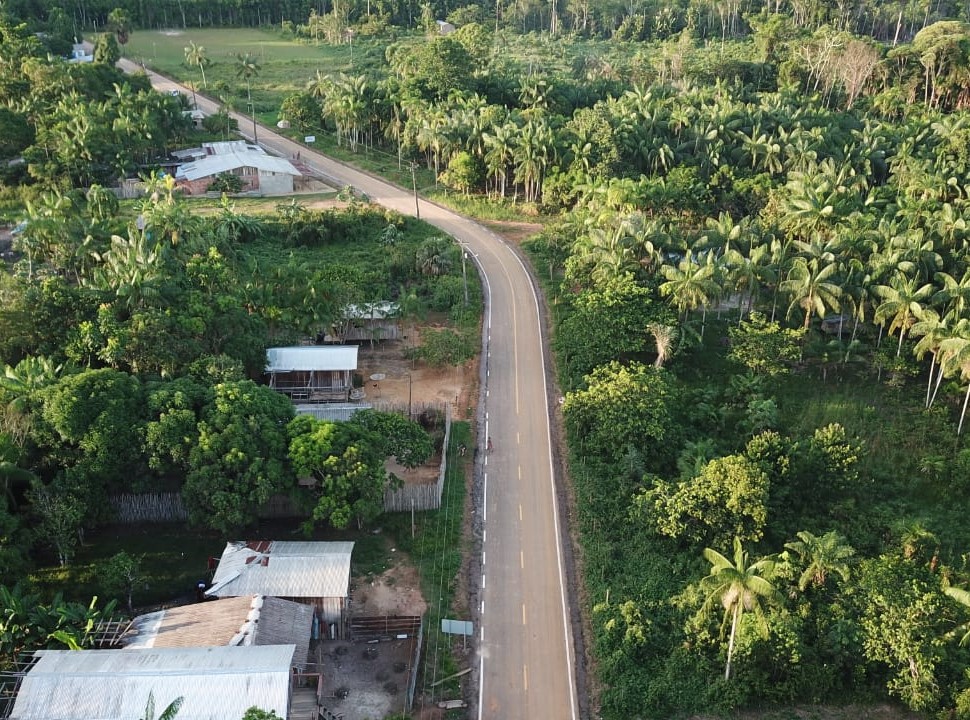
[487,436,493,453]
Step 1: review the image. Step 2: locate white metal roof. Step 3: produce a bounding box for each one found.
[207,541,354,600]
[175,144,301,182]
[265,346,358,372]
[203,141,256,155]
[11,645,294,720]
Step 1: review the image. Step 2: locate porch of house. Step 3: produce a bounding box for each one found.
[268,369,353,403]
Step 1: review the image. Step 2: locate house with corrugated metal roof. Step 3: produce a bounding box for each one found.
[125,595,314,669]
[9,645,295,720]
[174,140,302,196]
[206,541,354,639]
[265,345,359,402]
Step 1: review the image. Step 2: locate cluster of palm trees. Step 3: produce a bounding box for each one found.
[22,81,189,187]
[697,531,853,681]
[564,192,970,433]
[289,75,559,202]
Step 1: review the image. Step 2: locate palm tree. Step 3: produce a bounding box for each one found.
[513,118,555,203]
[184,42,209,93]
[780,256,842,330]
[647,323,677,368]
[939,329,970,435]
[698,537,782,681]
[483,122,516,198]
[140,691,184,720]
[933,269,970,317]
[944,585,970,646]
[783,530,854,591]
[660,251,720,323]
[235,53,261,143]
[90,230,162,313]
[874,273,935,357]
[415,238,454,276]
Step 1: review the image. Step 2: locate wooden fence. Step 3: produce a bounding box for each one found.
[111,403,452,522]
[382,403,451,513]
[112,492,187,523]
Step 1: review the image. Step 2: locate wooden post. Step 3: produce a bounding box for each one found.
[411,499,415,539]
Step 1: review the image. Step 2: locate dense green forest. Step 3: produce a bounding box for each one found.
[5,0,970,43]
[6,0,970,714]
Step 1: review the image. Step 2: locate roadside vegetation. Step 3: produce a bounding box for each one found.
[6,0,970,717]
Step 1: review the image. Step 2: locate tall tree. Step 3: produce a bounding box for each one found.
[697,537,782,681]
[235,53,261,143]
[184,42,209,91]
[874,273,934,357]
[780,256,842,330]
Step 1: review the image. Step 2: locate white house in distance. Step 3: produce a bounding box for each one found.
[9,645,295,720]
[206,541,355,639]
[265,345,359,402]
[69,42,93,63]
[174,140,301,195]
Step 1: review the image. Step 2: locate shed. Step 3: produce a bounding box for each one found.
[9,645,294,720]
[266,345,358,402]
[436,20,456,34]
[207,541,355,639]
[325,302,402,343]
[126,595,314,668]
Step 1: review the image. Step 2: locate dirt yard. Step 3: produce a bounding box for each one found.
[354,328,478,424]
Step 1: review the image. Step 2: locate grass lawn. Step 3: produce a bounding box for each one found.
[29,524,224,609]
[122,28,386,115]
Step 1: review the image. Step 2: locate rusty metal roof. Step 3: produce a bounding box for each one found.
[126,595,313,667]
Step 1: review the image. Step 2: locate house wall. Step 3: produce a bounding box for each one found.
[258,171,295,195]
[178,168,262,196]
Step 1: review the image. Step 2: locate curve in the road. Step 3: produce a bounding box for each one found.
[118,57,583,720]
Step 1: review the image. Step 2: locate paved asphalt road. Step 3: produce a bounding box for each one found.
[119,58,580,720]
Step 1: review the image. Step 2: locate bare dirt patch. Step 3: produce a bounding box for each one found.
[316,638,416,720]
[482,219,543,245]
[354,332,477,421]
[353,558,428,617]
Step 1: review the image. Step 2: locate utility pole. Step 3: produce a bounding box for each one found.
[409,161,420,219]
[461,248,469,306]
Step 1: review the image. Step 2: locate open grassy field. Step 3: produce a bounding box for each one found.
[123,28,386,108]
